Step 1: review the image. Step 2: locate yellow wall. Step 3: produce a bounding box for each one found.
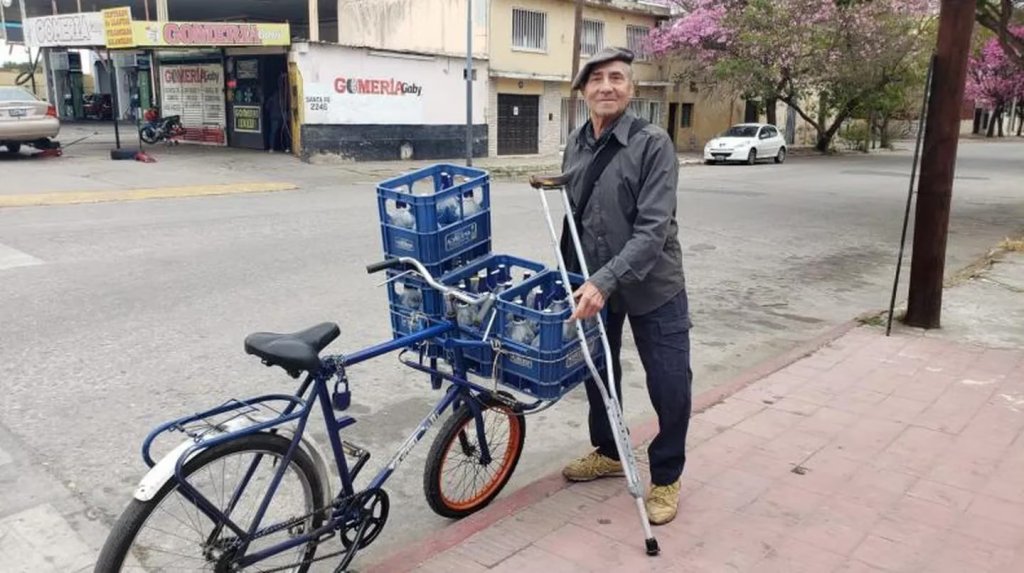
[0,71,47,97]
[490,0,665,84]
[665,86,745,151]
[495,77,545,95]
[337,0,488,59]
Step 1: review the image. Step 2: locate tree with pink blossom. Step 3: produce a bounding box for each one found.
[650,0,936,152]
[965,27,1024,137]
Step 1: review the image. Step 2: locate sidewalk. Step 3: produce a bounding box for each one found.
[369,249,1024,573]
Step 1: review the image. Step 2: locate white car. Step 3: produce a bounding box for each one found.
[704,123,787,165]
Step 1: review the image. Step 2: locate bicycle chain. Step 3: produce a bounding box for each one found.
[220,489,381,572]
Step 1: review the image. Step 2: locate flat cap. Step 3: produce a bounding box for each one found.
[571,46,635,91]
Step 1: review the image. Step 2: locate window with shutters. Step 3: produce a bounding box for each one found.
[512,9,547,52]
[627,25,651,61]
[581,19,605,57]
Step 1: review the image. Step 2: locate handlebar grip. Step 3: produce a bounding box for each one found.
[366,258,402,274]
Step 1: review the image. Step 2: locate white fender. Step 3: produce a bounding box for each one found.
[133,416,335,504]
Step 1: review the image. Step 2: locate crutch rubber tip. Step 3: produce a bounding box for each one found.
[645,537,660,556]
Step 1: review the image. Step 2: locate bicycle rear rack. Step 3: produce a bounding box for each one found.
[141,394,308,468]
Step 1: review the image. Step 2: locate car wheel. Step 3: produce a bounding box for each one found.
[746,149,757,165]
[3,143,21,154]
[775,147,786,164]
[704,159,716,165]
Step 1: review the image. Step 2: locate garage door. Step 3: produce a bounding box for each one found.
[497,94,539,155]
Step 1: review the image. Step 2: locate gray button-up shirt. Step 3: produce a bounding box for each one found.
[561,110,689,319]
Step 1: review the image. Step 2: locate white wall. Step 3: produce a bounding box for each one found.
[292,43,487,125]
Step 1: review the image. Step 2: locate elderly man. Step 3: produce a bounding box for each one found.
[559,46,692,526]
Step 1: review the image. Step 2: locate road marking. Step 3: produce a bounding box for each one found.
[0,243,43,271]
[0,182,298,208]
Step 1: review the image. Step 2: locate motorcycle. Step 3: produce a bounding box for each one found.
[139,109,186,145]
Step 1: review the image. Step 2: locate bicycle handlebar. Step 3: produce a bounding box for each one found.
[366,256,482,305]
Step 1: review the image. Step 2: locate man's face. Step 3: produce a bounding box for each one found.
[583,60,634,120]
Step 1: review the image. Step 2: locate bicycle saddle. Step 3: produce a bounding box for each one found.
[244,322,340,377]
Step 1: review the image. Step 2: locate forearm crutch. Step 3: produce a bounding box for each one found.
[529,174,660,556]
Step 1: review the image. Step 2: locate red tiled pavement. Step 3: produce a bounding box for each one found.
[370,326,1024,572]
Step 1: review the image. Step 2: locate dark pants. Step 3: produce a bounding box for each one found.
[584,290,693,486]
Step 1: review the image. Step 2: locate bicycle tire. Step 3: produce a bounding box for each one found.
[423,398,526,519]
[95,433,325,573]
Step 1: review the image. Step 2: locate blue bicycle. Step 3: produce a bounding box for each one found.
[95,257,531,573]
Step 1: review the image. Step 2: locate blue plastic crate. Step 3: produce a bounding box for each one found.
[458,270,609,400]
[377,164,491,267]
[385,269,446,320]
[439,254,548,376]
[494,335,607,400]
[387,306,445,357]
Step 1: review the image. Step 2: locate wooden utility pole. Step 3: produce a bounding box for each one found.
[905,0,976,329]
[566,0,584,135]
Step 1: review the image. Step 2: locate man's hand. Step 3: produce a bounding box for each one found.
[570,281,605,320]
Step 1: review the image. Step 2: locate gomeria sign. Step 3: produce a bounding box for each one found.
[24,13,106,47]
[334,77,423,97]
[136,21,290,47]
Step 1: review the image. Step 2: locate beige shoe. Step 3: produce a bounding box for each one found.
[561,451,625,482]
[645,481,681,525]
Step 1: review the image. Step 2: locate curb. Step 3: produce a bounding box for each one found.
[366,318,862,572]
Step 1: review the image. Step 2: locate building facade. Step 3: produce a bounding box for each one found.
[488,0,672,156]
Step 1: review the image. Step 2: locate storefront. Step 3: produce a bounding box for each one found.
[290,43,488,161]
[101,8,292,149]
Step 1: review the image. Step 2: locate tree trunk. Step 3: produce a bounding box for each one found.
[1018,106,1023,136]
[765,97,777,126]
[986,106,999,137]
[997,108,1005,137]
[880,115,891,148]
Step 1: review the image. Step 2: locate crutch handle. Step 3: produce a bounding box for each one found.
[529,173,570,190]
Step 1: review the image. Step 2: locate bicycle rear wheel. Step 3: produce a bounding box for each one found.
[423,397,526,518]
[95,433,325,572]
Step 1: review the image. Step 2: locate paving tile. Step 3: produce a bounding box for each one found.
[752,536,847,573]
[697,398,765,428]
[919,531,1019,573]
[834,465,919,512]
[955,512,1024,550]
[791,498,880,556]
[766,396,821,416]
[869,394,931,423]
[966,494,1024,529]
[871,426,954,477]
[892,373,956,403]
[825,417,905,461]
[886,492,965,531]
[755,427,831,464]
[488,545,581,573]
[533,522,659,572]
[915,383,993,435]
[959,400,1024,449]
[703,467,774,498]
[733,408,807,440]
[829,558,889,572]
[850,516,944,572]
[731,449,800,481]
[688,428,766,467]
[451,519,544,567]
[413,550,489,573]
[785,451,863,495]
[904,479,974,513]
[828,387,891,416]
[679,513,784,572]
[792,406,862,440]
[685,417,727,448]
[738,483,826,528]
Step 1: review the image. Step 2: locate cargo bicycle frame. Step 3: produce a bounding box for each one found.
[115,257,541,572]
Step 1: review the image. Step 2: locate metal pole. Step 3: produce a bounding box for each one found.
[567,0,584,135]
[887,55,935,336]
[465,0,473,166]
[905,0,976,329]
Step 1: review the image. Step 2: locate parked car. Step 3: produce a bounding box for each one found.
[83,93,113,121]
[0,86,60,154]
[704,123,787,165]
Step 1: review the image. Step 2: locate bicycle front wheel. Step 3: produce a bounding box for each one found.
[423,397,526,518]
[95,433,325,572]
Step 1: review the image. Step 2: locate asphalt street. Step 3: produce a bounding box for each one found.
[1,138,1022,567]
